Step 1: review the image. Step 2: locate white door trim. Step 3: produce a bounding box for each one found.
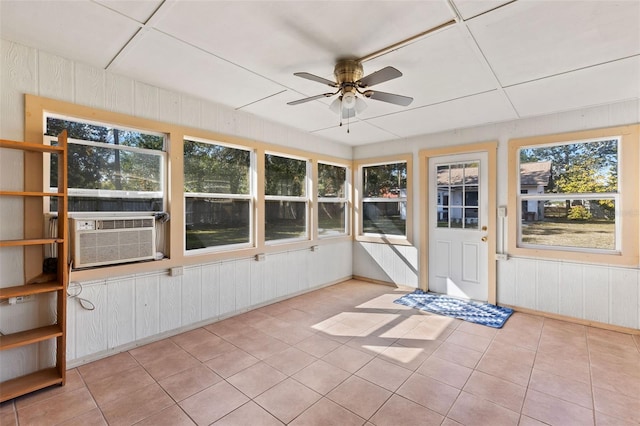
[419,141,498,304]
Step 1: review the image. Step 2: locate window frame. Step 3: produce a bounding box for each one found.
[507,125,639,266]
[354,154,413,244]
[317,161,350,238]
[264,151,311,244]
[183,136,256,254]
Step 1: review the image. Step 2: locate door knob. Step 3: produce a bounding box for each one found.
[481,236,488,242]
[481,226,487,231]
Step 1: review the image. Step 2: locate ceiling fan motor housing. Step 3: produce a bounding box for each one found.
[334,59,364,85]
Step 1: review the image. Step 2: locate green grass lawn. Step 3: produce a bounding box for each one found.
[522,220,615,250]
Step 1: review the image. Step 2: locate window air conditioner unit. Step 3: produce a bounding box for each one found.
[70,217,156,268]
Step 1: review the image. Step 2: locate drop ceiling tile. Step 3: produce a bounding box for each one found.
[153,1,454,89]
[369,90,518,138]
[109,29,285,109]
[356,26,499,119]
[468,0,640,86]
[313,120,400,146]
[95,0,163,23]
[241,91,341,134]
[0,0,141,68]
[452,0,512,20]
[506,56,640,118]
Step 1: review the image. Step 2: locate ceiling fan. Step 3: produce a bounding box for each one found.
[287,59,413,125]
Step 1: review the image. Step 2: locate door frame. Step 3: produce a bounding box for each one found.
[419,141,498,304]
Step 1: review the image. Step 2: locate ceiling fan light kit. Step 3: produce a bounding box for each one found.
[288,58,413,132]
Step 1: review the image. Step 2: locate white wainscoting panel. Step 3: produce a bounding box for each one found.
[497,258,640,330]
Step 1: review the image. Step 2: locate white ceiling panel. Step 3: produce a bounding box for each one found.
[153,1,454,85]
[241,90,343,132]
[109,29,285,109]
[452,0,513,20]
[468,0,640,86]
[369,90,518,138]
[506,56,640,118]
[356,26,499,119]
[313,120,400,146]
[0,0,141,68]
[95,0,163,23]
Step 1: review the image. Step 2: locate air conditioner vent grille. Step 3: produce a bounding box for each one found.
[96,218,154,230]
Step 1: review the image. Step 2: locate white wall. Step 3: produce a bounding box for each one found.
[353,99,640,330]
[0,39,353,381]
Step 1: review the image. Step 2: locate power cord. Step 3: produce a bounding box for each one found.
[67,261,95,311]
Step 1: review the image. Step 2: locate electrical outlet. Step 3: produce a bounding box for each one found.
[169,266,183,277]
[255,253,266,262]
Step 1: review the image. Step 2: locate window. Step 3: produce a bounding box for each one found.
[264,153,309,242]
[46,116,166,213]
[508,125,639,266]
[436,162,479,229]
[361,161,408,237]
[184,138,254,251]
[318,162,349,237]
[517,138,618,252]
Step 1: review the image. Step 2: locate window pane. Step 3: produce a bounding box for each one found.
[67,145,162,192]
[185,198,251,250]
[363,201,406,235]
[265,200,306,240]
[318,202,346,235]
[465,186,478,206]
[318,163,346,198]
[54,197,163,212]
[520,139,618,194]
[47,117,163,149]
[450,207,463,228]
[521,199,615,250]
[265,154,306,196]
[184,140,250,194]
[363,162,406,198]
[465,208,478,229]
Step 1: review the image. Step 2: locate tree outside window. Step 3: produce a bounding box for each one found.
[361,161,407,236]
[264,153,309,242]
[318,162,348,236]
[183,139,253,251]
[518,138,618,251]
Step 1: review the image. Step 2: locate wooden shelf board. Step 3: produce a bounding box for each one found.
[0,282,63,299]
[0,368,63,403]
[0,139,63,154]
[0,238,63,247]
[0,324,63,351]
[0,191,65,197]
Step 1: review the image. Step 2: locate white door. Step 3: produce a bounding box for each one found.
[428,152,489,301]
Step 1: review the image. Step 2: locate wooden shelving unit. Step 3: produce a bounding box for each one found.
[0,131,68,402]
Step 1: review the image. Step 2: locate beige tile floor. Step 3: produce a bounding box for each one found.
[2,280,639,425]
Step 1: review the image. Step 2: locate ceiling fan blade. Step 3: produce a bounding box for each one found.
[366,90,413,106]
[293,72,338,87]
[287,92,335,106]
[357,66,402,88]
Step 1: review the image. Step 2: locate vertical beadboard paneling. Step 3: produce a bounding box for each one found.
[250,258,266,306]
[201,262,220,321]
[200,101,220,133]
[536,260,559,313]
[262,255,278,302]
[135,274,160,340]
[105,73,134,114]
[583,266,610,323]
[74,281,108,358]
[181,266,202,326]
[180,95,201,129]
[38,51,74,102]
[609,268,639,329]
[235,259,251,311]
[496,259,516,305]
[134,81,158,120]
[158,88,180,124]
[0,346,37,382]
[219,261,236,315]
[106,278,135,349]
[515,258,537,309]
[66,284,77,361]
[74,63,104,108]
[273,252,288,298]
[559,263,585,319]
[159,273,182,332]
[1,40,36,140]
